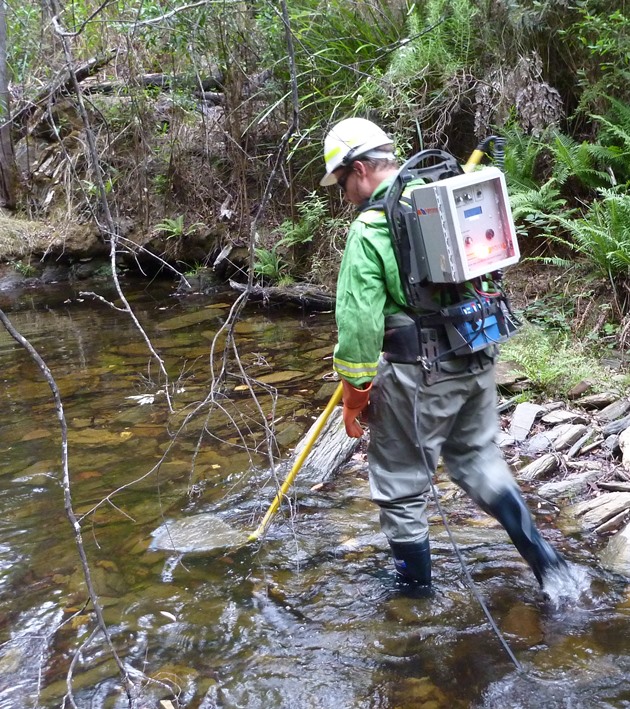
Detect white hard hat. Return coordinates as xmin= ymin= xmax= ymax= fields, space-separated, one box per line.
xmin=320 ymin=117 xmax=394 ymax=186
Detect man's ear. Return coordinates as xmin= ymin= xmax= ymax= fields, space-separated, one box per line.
xmin=352 ymin=160 xmax=368 ymax=178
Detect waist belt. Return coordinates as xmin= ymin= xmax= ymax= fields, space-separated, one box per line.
xmin=383 ymin=294 xmax=515 ymax=367
xmin=383 ymin=321 xmax=456 ymax=366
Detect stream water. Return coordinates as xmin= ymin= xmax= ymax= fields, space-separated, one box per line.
xmin=0 ymin=278 xmax=628 ymax=708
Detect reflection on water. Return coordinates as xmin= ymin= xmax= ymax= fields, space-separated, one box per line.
xmin=0 ymin=279 xmax=628 ymax=708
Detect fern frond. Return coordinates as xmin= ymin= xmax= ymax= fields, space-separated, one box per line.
xmin=509 ymin=180 xmax=566 ymax=218
xmin=588 ymin=99 xmax=630 ymax=183
xmin=552 ymin=187 xmax=630 ymax=278
xmin=602 ymin=97 xmax=630 ymax=133
xmin=550 ymin=133 xmax=607 ymax=189
xmin=533 ymin=255 xmax=575 ymax=268
xmin=502 ymin=125 xmax=547 ymax=189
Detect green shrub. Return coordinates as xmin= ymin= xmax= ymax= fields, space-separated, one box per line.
xmin=501 ymin=323 xmax=617 ymax=398
xmin=155 ymin=215 xmax=203 ymax=239
xmin=278 ymin=191 xmax=328 ymax=248
xmin=509 ymin=179 xmax=569 ymax=241
xmin=569 ymin=6 xmax=630 ymax=112
xmin=548 ymin=132 xmax=611 ymax=192
xmin=254 ymin=245 xmax=288 ymax=283
xmin=587 ymin=97 xmax=630 ymax=186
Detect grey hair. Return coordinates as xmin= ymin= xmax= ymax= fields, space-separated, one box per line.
xmin=361 ymin=155 xmax=399 ymax=171
xmin=358 ymin=145 xmax=398 ymax=171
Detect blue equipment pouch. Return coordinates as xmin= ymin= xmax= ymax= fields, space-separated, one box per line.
xmin=439 ymin=296 xmax=519 ymax=355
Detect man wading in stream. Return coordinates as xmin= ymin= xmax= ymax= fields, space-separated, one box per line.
xmin=321 ymin=117 xmax=569 ymax=593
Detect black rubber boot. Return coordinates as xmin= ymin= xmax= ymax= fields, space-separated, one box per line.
xmin=486 ymin=488 xmax=568 ymax=586
xmin=390 ymin=538 xmax=432 ymax=591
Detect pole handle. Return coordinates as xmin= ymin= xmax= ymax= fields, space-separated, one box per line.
xmin=248 ymin=381 xmax=344 ymax=542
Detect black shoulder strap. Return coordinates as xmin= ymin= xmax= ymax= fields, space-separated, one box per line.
xmin=360 ymin=149 xmax=462 ymax=216
xmin=355 ymin=150 xmax=465 ymax=312
xmin=358 ymin=197 xmax=386 ymax=213
xmin=381 ymin=149 xmax=463 ymax=308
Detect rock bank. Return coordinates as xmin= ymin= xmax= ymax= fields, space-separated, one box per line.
xmin=496 ymin=378 xmax=630 ymax=579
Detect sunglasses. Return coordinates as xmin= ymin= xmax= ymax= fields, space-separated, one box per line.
xmin=337 ymin=166 xmax=354 ymax=192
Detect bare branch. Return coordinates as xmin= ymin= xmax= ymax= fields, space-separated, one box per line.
xmin=49 ymin=0 xmax=175 ymax=411
xmin=65 ymin=626 xmax=100 ymax=708
xmin=51 ymin=0 xmax=119 ymax=37
xmin=247 ymin=0 xmax=300 ymax=288
xmin=133 ymin=0 xmax=233 ymax=27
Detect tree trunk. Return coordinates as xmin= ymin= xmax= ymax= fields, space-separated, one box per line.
xmin=0 ymin=0 xmax=17 ymax=209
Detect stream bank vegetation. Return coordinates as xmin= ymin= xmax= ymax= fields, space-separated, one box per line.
xmin=2 ymin=0 xmax=630 ymax=705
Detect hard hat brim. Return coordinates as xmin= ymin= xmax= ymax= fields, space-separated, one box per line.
xmin=320 ymin=171 xmax=339 ymax=187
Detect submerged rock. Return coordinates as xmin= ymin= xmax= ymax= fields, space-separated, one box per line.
xmin=150 ymin=513 xmax=250 ymax=554
xmin=538 ymin=469 xmax=601 ymax=499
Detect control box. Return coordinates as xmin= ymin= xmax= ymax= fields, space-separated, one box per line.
xmin=407 ymin=167 xmax=520 ymax=283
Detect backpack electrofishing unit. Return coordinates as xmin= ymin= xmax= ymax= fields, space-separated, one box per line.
xmin=364 ymin=138 xmax=521 ymax=362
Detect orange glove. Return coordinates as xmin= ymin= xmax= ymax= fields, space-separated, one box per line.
xmin=341 ymin=379 xmax=372 ymax=438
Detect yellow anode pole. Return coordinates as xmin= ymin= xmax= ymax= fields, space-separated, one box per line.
xmin=462 ymin=148 xmax=485 ymax=173
xmin=247 ymin=381 xmax=344 ymax=542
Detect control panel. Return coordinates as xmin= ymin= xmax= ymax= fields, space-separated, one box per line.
xmin=409 ymin=167 xmax=520 ymax=283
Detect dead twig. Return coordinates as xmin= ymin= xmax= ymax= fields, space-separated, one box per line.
xmin=51 ymin=0 xmax=175 ymax=413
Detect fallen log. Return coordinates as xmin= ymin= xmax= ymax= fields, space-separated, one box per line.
xmin=293 ymin=405 xmax=360 ymax=485
xmin=83 ymin=72 xmax=224 ymax=95
xmin=229 ymin=280 xmax=335 ymax=312
xmin=13 ymin=52 xmax=116 ymax=133
xmin=81 ymin=68 xmax=271 ymax=103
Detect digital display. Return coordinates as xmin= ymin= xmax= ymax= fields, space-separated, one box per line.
xmin=464 ymin=206 xmax=482 ymax=219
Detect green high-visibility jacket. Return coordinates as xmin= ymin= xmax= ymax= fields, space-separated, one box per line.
xmin=333 ymin=177 xmax=410 ymax=387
